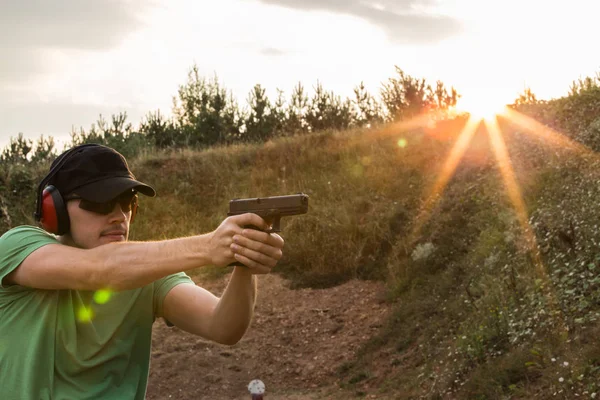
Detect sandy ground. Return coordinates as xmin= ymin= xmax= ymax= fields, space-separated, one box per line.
xmin=146 ymin=273 xmax=392 ymax=399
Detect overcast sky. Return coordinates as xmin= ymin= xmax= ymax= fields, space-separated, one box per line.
xmin=1 ymin=0 xmax=598 ymax=150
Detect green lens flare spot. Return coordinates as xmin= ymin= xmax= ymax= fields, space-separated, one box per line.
xmin=94 ymin=289 xmax=113 ymax=304
xmin=397 ymin=138 xmax=408 ymax=148
xmin=77 ymin=306 xmax=94 ymax=323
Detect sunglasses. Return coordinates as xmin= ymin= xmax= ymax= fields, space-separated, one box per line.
xmin=66 ymin=191 xmax=138 ymax=215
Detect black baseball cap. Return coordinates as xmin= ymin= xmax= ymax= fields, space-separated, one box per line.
xmin=50 ymin=144 xmax=156 ymax=202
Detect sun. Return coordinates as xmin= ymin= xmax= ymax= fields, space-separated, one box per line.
xmin=456 ymin=96 xmax=509 ymax=122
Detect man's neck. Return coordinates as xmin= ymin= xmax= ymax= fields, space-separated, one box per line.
xmin=58 ymin=235 xmax=79 ymax=248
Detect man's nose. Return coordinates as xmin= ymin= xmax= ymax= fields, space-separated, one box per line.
xmin=108 ymin=202 xmax=128 ymax=222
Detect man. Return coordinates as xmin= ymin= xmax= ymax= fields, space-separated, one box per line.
xmin=0 ymin=144 xmax=284 ymax=399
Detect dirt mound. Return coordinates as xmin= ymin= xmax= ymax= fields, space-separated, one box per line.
xmin=147 ymin=273 xmax=391 ymax=399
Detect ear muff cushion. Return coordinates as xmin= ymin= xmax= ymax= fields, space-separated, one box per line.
xmin=41 ymin=185 xmax=70 ymax=235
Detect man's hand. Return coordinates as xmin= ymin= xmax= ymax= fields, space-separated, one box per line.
xmin=208 ymin=213 xmax=284 ymax=274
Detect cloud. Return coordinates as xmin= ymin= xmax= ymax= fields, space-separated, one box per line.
xmin=260 ymin=47 xmax=286 ymax=56
xmin=0 ymin=0 xmax=150 ymax=84
xmin=0 ymin=48 xmax=47 ymax=84
xmin=0 ymin=99 xmax=148 ymax=149
xmin=258 ymin=0 xmax=461 ymax=44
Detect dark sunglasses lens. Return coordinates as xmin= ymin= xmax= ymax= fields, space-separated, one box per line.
xmin=79 ymin=200 xmax=115 ymax=214
xmin=79 ymin=194 xmax=137 ymax=215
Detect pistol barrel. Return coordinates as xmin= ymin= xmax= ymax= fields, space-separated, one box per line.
xmin=227 ymin=193 xmax=309 ymax=216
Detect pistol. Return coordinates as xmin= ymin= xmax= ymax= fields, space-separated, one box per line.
xmin=227 ymin=193 xmax=309 ymax=233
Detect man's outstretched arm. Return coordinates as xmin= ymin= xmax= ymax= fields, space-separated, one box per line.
xmin=4 ymin=213 xmax=281 ymax=292
xmin=161 ymin=228 xmax=284 ymax=345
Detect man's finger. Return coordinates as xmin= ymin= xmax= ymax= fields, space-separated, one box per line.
xmin=269 ymin=233 xmax=284 ymax=248
xmin=232 ymin=253 xmax=272 ymax=274
xmin=241 ymin=228 xmax=270 ymax=243
xmin=241 ymin=229 xmax=284 ymax=248
xmin=230 ymin=213 xmax=270 ymax=231
xmin=231 ymin=240 xmax=280 ymax=266
xmin=233 ymin=233 xmax=283 ymax=259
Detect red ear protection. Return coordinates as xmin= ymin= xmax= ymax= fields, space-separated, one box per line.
xmin=34 ymin=144 xmax=100 ymax=234
xmin=40 ymin=185 xmax=70 ymax=235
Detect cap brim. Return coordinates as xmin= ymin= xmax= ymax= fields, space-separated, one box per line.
xmin=75 ymin=177 xmax=156 ymax=202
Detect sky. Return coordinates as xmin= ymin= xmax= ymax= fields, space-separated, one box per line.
xmin=1 ymin=0 xmax=598 ymax=150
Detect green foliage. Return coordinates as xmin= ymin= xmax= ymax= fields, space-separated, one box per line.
xmin=353 ymin=81 xmax=384 ymax=128
xmin=284 ymin=82 xmax=310 ymax=134
xmin=431 ymin=80 xmax=460 ymax=110
xmin=380 ymin=66 xmax=459 ymax=121
xmin=569 ymin=72 xmax=600 ymax=96
xmin=551 ymin=86 xmax=600 ymax=149
xmin=0 ymin=134 xmax=56 ymax=231
xmin=270 ymin=89 xmax=287 ymax=135
xmin=3 ymin=63 xmax=456 ymax=159
xmin=526 ymin=155 xmax=600 ymax=329
xmin=512 ymin=86 xmax=539 ymax=106
xmin=139 ymin=110 xmax=179 ymax=149
xmin=68 ymin=112 xmax=151 ymax=159
xmin=30 ymin=135 xmax=56 ymax=163
xmin=0 ymin=161 xmax=43 ymax=232
xmin=514 ymin=73 xmax=600 ymax=151
xmin=172 ymin=65 xmax=244 ymax=147
xmin=0 ymin=193 xmax=11 ymax=232
xmin=1 ymin=133 xmax=34 ymax=164
xmin=460 ymin=348 xmax=540 ymax=398
xmin=305 ymin=81 xmax=354 ymax=132
xmin=244 ymin=84 xmax=279 ymax=142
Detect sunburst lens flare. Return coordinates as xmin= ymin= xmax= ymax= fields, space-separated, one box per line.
xmin=485 ymin=119 xmax=539 ymax=255
xmin=458 ymin=97 xmax=509 ymax=122
xmin=409 ymin=117 xmax=481 ymax=243
xmin=503 ymin=107 xmax=594 ymax=157
xmin=484 ymin=118 xmax=566 ymax=327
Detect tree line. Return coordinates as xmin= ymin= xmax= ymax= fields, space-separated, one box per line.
xmin=1 ymin=65 xmax=459 ymax=163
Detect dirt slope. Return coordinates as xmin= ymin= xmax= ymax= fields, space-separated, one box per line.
xmin=147 ymin=273 xmax=391 ymax=399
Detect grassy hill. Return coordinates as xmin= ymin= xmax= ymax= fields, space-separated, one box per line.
xmin=2 ymin=91 xmax=600 ymax=398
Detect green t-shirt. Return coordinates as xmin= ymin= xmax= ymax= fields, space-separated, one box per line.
xmin=0 ymin=226 xmax=194 ymax=400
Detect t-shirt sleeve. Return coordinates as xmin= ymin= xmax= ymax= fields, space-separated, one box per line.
xmin=0 ymin=225 xmax=60 ymax=288
xmin=152 ymin=271 xmax=194 ymax=318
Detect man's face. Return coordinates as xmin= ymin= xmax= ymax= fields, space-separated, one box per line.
xmin=64 ymin=195 xmax=134 ymax=249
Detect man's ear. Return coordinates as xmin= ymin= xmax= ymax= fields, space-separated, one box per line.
xmin=130 ymin=202 xmax=138 ymax=223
